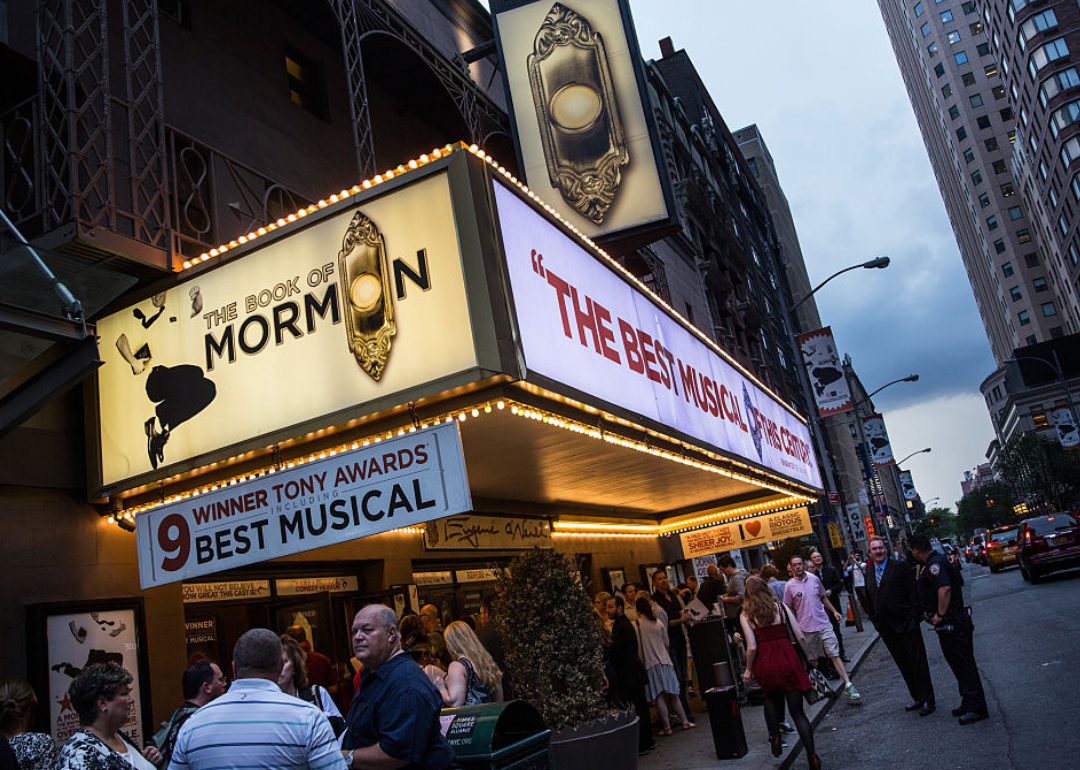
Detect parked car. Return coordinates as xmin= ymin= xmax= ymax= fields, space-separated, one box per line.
xmin=986 ymin=526 xmax=1020 ymax=573
xmin=1017 ymin=514 xmax=1080 ymax=584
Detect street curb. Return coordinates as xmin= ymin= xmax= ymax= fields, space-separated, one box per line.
xmin=776 ymin=630 xmax=881 ymax=770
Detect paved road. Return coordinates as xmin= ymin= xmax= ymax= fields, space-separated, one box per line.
xmin=811 ymin=560 xmax=1080 ymax=770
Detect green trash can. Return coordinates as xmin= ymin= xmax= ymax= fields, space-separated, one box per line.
xmin=441 ymin=700 xmax=552 ymax=770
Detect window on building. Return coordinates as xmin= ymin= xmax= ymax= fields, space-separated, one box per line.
xmin=1040 ymin=160 xmax=1048 ymax=179
xmin=935 ymin=62 xmax=946 ymax=77
xmin=1033 ymin=277 xmax=1048 ymax=292
xmin=1019 ymin=309 xmax=1031 ymax=325
xmin=955 ymin=50 xmax=967 ymax=64
xmin=979 ymin=191 xmax=991 ymax=206
xmin=959 ymin=127 xmax=970 ymax=141
xmin=915 ymin=1 xmax=925 ymax=17
xmin=1026 ymin=334 xmax=1037 ymax=344
xmin=984 ymin=138 xmax=999 ymax=154
xmin=1020 ymin=105 xmax=1029 ymax=126
xmin=1029 ymin=39 xmax=1070 ymax=79
xmin=964 ymin=147 xmax=976 ymax=163
xmin=960 ymin=73 xmax=976 ymax=88
xmin=970 ymin=21 xmax=984 ymax=37
xmin=985 ymin=63 xmax=999 ymax=78
xmin=948 ymin=30 xmax=962 ymax=45
xmin=1025 ymin=252 xmax=1039 ymax=267
xmin=977 ymin=41 xmax=991 ymax=56
xmin=1049 ymin=186 xmax=1058 ymax=207
xmin=1008 ymin=128 xmax=1016 ymax=143
xmin=1010 ymin=286 xmax=1022 ymax=301
xmin=1039 ymin=67 xmax=1080 ymax=108
xmin=1060 ymin=215 xmax=1069 ymax=235
xmin=1042 ymin=301 xmax=1057 ymax=316
xmin=1000 ymin=106 xmax=1014 ymax=121
xmin=1017 ymin=229 xmax=1031 ymax=243
xmin=1033 ymin=411 xmax=1049 ymax=426
xmin=941 ymin=10 xmax=954 ymax=23
xmin=1049 ymin=100 xmax=1080 ymax=139
xmin=943 ymin=83 xmax=954 ymax=98
xmin=978 ymin=115 xmax=992 ymax=129
xmin=992 ymin=159 xmax=1008 ymax=174
xmin=1009 ymin=205 xmax=1023 ymax=219
xmin=971 ymin=167 xmax=981 ymax=183
xmin=992 ymin=85 xmax=1006 ymax=99
xmin=1070 ymin=244 xmax=1079 ymax=264
xmin=987 ymin=215 xmax=999 ymax=230
xmin=922 ymin=22 xmax=932 ymax=37
xmin=1002 ymin=261 xmax=1015 ymax=277
xmin=970 ymin=93 xmax=984 ymax=107
xmin=1000 ymin=183 xmax=1015 ymax=199
xmin=995 ymin=238 xmax=1007 ymax=253
xmin=1017 ymin=9 xmax=1058 ymax=53
xmin=950 ymin=105 xmax=962 ymax=119
xmin=1061 ymin=136 xmax=1080 ymax=169
xmin=1051 ymin=326 xmax=1064 ymax=339
xmin=962 ymin=0 xmax=976 ymax=14
xmin=1030 ymin=132 xmax=1039 ymax=153
xmin=285 ymin=48 xmax=325 ymax=119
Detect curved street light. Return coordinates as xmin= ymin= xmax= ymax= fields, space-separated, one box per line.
xmin=790 ymin=256 xmax=890 ymax=313
xmin=897 ymin=447 xmax=932 ymax=466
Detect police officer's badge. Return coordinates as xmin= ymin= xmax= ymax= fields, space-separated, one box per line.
xmin=929 ymin=564 xmax=940 ymax=575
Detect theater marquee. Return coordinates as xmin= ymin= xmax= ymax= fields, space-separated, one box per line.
xmin=96 ymin=173 xmax=477 ymax=487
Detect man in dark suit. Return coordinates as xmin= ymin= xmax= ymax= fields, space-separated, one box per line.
xmin=607 ymin=595 xmax=655 ymax=756
xmin=863 ymin=535 xmax=936 ymax=715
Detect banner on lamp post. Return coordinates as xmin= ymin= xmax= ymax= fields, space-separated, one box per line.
xmin=862 ymin=413 xmax=895 ymax=467
xmin=1050 ymin=405 xmax=1079 ymax=450
xmin=898 ymin=470 xmax=919 ymax=501
xmin=797 ymin=327 xmax=854 ymax=418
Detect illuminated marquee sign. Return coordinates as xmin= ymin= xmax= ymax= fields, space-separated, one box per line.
xmin=491 ymin=0 xmax=675 ymax=241
xmin=495 ymin=180 xmax=822 ymax=489
xmin=136 ymin=423 xmax=470 ymax=588
xmin=679 ymin=507 xmax=813 ymax=559
xmin=96 ymin=173 xmax=477 ymax=487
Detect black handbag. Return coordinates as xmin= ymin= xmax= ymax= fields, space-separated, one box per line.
xmin=779 ymin=603 xmax=830 ymax=705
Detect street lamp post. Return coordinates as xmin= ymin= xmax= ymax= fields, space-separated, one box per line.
xmin=781 ymin=256 xmax=890 ymax=563
xmin=892 ymin=447 xmax=931 ymax=533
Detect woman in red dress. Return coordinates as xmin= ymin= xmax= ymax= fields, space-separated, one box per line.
xmin=740 ymin=576 xmax=821 ymax=770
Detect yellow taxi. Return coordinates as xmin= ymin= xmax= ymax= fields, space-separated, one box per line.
xmin=987 ymin=525 xmax=1020 ymax=573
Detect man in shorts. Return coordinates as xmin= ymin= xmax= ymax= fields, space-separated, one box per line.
xmin=783 ymin=555 xmax=862 ymax=701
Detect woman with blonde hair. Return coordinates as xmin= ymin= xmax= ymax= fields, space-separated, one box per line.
xmin=278 ymin=634 xmax=344 ymax=738
xmin=430 ymin=620 xmax=503 ymax=706
xmin=1 ymin=679 xmax=57 ymax=770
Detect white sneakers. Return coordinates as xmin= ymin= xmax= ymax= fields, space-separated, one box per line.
xmin=844 ymin=682 xmax=862 ymax=701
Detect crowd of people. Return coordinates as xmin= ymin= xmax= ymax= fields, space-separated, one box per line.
xmin=1 ymin=541 xmax=981 ymax=770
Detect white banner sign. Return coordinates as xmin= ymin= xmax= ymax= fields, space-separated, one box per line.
xmin=456 ymin=567 xmax=506 ymax=584
xmin=1051 ymin=405 xmax=1079 ymax=450
xmin=679 ymin=507 xmax=813 ymax=558
xmin=276 ymin=576 xmax=359 ymax=596
xmin=136 ymin=423 xmax=471 ymax=588
xmin=182 ymin=580 xmax=271 ymax=603
xmin=845 ymin=502 xmax=867 ymax=541
xmin=424 ymin=514 xmax=553 ymax=550
xmin=413 ymin=571 xmax=454 ymax=586
xmin=862 ymin=413 xmax=895 ymax=467
xmin=797 ymin=327 xmax=853 ymax=418
xmin=98 ymin=173 xmax=477 ymax=487
xmin=898 ymin=470 xmax=919 ymax=501
xmin=495 ymin=181 xmax=821 ymax=488
xmin=691 ymin=554 xmax=717 ymax=580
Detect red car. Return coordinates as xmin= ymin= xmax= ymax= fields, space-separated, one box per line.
xmin=1017 ymin=514 xmax=1080 ymax=584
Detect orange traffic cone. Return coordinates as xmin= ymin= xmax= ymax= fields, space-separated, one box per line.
xmin=845 ymin=603 xmax=856 ymax=627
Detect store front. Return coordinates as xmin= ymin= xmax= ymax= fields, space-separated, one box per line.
xmin=16 ymin=144 xmax=821 ymax=736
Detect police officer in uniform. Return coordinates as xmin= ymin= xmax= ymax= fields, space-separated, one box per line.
xmin=908 ymin=533 xmax=988 ymax=725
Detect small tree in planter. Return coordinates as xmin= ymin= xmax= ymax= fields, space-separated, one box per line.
xmin=495 ymin=549 xmax=638 ymax=770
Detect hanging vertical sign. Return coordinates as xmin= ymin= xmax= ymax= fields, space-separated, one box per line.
xmin=489 ymin=0 xmax=676 ymax=242
xmin=862 ymin=413 xmax=895 ymax=467
xmin=1050 ymin=405 xmax=1079 ymax=450
xmin=845 ymin=503 xmax=866 ymax=541
xmin=797 ymin=327 xmax=853 ymax=418
xmin=898 ymin=470 xmax=919 ymax=500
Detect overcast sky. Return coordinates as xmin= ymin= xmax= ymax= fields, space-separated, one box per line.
xmin=479 ymin=1 xmax=997 ymax=510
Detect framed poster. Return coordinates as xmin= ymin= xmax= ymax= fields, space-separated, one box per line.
xmin=26 ymin=599 xmax=152 ymax=746
xmin=601 ymin=567 xmax=626 ymax=594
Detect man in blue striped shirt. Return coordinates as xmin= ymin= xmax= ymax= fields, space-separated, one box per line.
xmin=169 ymin=629 xmax=346 ymax=770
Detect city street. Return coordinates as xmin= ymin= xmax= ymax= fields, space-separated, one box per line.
xmin=813 ymin=561 xmax=1080 ymax=770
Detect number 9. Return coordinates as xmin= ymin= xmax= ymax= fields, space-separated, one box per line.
xmin=158 ymin=514 xmax=191 ymax=572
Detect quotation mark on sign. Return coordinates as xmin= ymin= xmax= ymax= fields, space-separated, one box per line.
xmin=530 ymin=249 xmax=545 ymax=278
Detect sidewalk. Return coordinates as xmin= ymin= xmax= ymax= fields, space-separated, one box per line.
xmin=638 ymin=625 xmax=879 ymax=770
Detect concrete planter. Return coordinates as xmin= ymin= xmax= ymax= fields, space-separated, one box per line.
xmin=550 ymin=708 xmax=638 ymax=770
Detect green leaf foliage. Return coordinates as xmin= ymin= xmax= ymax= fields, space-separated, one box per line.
xmin=495 ymin=549 xmax=608 ymax=730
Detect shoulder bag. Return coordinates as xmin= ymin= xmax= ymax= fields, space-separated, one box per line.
xmin=779 ymin=603 xmax=830 ymax=704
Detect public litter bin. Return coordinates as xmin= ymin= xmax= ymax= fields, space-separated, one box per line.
xmin=704 ymin=686 xmax=748 ymax=760
xmin=440 ymin=700 xmax=553 ymax=770
xmin=689 ymin=618 xmax=742 ymax=696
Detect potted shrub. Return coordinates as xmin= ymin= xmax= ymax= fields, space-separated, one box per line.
xmin=495 ymin=548 xmax=638 ymax=770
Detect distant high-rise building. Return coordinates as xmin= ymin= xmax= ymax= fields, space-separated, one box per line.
xmin=878 ymin=0 xmax=1077 ymax=364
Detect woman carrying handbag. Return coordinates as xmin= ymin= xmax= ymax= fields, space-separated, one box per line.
xmin=740 ymin=577 xmax=822 ymax=770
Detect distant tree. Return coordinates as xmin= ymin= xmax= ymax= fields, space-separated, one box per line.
xmin=957 ymin=481 xmax=1018 ymax=535
xmin=996 ymin=433 xmax=1080 ymax=512
xmin=914 ymin=507 xmax=958 ymax=540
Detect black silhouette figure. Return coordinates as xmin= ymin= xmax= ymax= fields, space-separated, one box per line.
xmin=810 ymin=365 xmax=843 ymax=397
xmin=144 ymin=365 xmax=217 ymax=469
xmin=51 ymin=649 xmax=124 ymax=679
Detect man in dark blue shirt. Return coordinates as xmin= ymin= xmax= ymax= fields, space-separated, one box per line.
xmin=342 ymin=604 xmax=458 ymax=770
